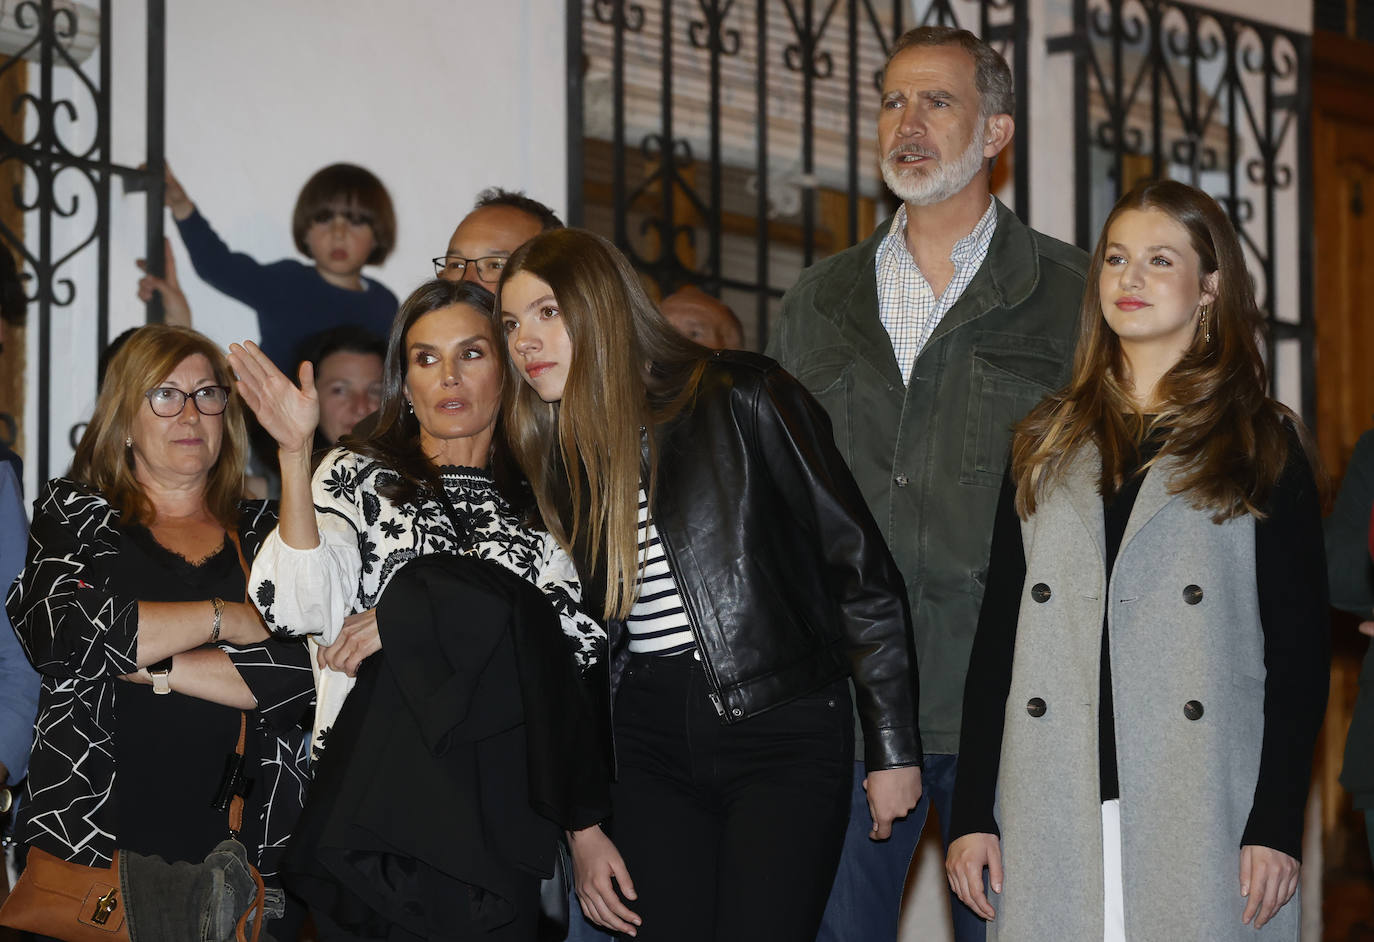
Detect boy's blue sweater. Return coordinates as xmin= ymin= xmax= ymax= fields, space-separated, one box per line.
xmin=177 ymin=209 xmax=398 ymax=370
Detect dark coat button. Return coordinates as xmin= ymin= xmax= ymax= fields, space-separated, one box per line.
xmin=1184 ymin=700 xmax=1204 ymax=721
xmin=1183 ymin=584 xmax=1204 ymax=605
xmin=1026 ymin=697 xmax=1047 ymax=717
xmin=1031 ymin=583 xmax=1051 ymax=603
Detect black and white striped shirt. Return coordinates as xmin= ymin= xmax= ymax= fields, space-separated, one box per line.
xmin=627 ymin=488 xmax=696 ymax=656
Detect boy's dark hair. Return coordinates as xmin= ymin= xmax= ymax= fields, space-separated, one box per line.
xmin=292 ymin=163 xmax=397 ymax=265
xmin=473 ymin=187 xmax=564 ymax=232
xmin=293 ymin=324 xmax=387 ymax=374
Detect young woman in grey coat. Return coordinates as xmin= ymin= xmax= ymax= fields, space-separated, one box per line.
xmin=945 ymin=179 xmax=1329 ymax=942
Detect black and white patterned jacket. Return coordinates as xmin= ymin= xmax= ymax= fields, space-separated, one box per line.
xmin=4 ymin=478 xmax=314 ymax=877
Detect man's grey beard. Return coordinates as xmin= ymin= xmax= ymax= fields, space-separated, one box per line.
xmin=880 ymin=123 xmax=987 ymax=207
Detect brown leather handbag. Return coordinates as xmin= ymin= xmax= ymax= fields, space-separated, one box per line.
xmin=0 ymin=714 xmax=266 ymax=942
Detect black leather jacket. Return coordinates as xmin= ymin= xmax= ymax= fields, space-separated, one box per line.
xmin=587 ymin=351 xmax=922 ymax=771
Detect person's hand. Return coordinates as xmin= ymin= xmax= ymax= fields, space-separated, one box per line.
xmin=164 ymin=163 xmax=194 ymax=221
xmin=1240 ymin=845 xmax=1300 ymax=928
xmin=319 ymin=609 xmax=381 ymax=677
xmin=863 ymin=765 xmax=922 ymax=840
xmin=946 ymin=832 xmax=1002 ymax=921
xmin=137 ymin=237 xmax=191 ymax=326
xmin=567 ymin=824 xmax=641 ymax=936
xmin=1359 ymin=620 xmax=1373 ymax=638
xmin=118 ymin=668 xmax=152 ymax=685
xmin=228 ymin=341 xmax=318 ymax=455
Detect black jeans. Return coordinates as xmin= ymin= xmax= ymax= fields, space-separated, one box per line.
xmin=609 ymin=653 xmax=852 ymax=942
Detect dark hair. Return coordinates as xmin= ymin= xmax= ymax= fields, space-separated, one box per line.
xmin=883 ymin=26 xmax=1014 ymax=120
xmin=97 ymin=327 xmax=141 ymax=391
xmin=345 ymin=279 xmax=530 ymax=513
xmin=292 ymin=163 xmax=397 ymax=265
xmin=0 ymin=248 xmax=25 ymax=326
xmin=294 ymin=325 xmax=387 ymax=456
xmin=473 ymin=187 xmax=564 ymax=233
xmin=293 ymin=325 xmax=387 ymax=374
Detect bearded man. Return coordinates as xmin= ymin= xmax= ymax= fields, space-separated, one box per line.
xmin=767 ymin=26 xmax=1088 ymax=942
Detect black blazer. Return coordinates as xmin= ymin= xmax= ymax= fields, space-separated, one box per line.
xmin=281 ymin=554 xmax=608 ymax=938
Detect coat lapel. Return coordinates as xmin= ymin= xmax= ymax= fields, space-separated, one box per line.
xmin=1060 ymin=447 xmax=1107 ymax=564
xmin=1118 ymin=455 xmax=1187 ymax=558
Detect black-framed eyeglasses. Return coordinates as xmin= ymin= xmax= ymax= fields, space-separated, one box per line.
xmin=431 ymin=254 xmax=508 ymax=283
xmin=144 ymin=386 xmax=231 ymax=417
xmin=311 ymin=207 xmax=373 ymax=228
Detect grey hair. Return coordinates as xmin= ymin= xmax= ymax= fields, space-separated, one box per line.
xmin=882 ymin=26 xmax=1014 ymax=120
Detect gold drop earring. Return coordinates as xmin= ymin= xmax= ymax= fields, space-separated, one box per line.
xmin=1200 ymin=304 xmax=1211 ymax=344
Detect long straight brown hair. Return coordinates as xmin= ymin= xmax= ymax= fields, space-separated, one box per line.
xmin=1012 ymin=179 xmax=1321 ymax=521
xmin=70 ymin=324 xmax=248 ymax=528
xmin=494 ymin=229 xmax=709 ymax=620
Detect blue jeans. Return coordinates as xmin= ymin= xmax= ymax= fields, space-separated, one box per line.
xmin=816 ymin=754 xmax=987 ymax=942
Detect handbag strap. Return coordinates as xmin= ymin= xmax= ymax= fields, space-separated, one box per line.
xmin=233 ymin=846 xmax=267 ymax=942
xmin=223 ymin=527 xmax=252 ymax=840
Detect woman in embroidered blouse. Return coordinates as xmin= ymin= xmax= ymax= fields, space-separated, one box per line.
xmin=5 ymin=324 xmax=315 ymax=938
xmin=233 ymin=278 xmax=604 ymax=939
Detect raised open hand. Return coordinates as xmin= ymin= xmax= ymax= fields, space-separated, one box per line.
xmin=228 ymin=341 xmax=318 ymax=454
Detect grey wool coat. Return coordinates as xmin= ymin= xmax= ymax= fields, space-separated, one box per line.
xmin=989 ymin=448 xmax=1298 ymax=942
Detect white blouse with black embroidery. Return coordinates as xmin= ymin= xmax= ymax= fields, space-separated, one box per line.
xmin=249 ymin=447 xmax=604 ymax=755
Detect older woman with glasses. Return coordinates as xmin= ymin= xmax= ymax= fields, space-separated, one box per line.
xmin=5 ymin=324 xmax=315 ymax=940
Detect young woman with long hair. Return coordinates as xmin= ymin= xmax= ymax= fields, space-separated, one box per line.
xmin=944 ymin=179 xmax=1330 ymax=941
xmin=492 ymin=228 xmax=923 ymax=942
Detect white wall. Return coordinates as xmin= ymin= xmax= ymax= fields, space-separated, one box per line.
xmin=25 ymin=0 xmax=567 ymax=496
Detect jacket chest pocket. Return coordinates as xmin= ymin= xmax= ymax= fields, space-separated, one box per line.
xmin=959 ymin=337 xmax=1066 ymax=487
xmin=792 ymin=353 xmax=854 ymax=464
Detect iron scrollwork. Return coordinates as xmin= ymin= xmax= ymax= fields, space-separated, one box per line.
xmin=0 ymin=0 xmax=167 ymax=483
xmin=570 ymin=0 xmax=1028 ymax=351
xmin=1051 ymin=0 xmax=1312 ymax=420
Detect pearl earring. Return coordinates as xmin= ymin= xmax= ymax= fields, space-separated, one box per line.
xmin=125 ymin=436 xmax=132 ymax=447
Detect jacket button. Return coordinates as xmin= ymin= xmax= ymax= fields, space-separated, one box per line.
xmin=1031 ymin=583 xmax=1051 ymax=603
xmin=1183 ymin=584 xmax=1203 ymax=605
xmin=1026 ymin=697 xmax=1047 ymax=717
xmin=1184 ymin=700 xmax=1204 ymax=721
xmin=894 ymin=473 xmax=909 ymax=487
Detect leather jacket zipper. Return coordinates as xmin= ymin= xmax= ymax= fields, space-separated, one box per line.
xmin=650 ymin=492 xmax=735 ymax=723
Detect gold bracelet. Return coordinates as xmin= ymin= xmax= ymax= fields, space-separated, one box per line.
xmin=210 ymin=597 xmax=225 ymax=643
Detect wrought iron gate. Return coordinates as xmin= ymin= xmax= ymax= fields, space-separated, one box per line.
xmin=1048 ymin=0 xmax=1314 ymax=420
xmin=567 ymin=0 xmax=1029 ymax=350
xmin=0 ymin=0 xmax=166 ymax=484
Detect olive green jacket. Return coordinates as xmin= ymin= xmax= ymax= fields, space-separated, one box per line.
xmin=768 ymin=200 xmax=1088 ymax=753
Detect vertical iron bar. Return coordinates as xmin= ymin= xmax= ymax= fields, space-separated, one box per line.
xmin=658 ymin=0 xmax=674 ymax=293
xmin=145 ymin=0 xmax=165 ymax=324
xmin=37 ymin=0 xmax=53 ymax=484
xmin=801 ymin=0 xmax=816 ymax=267
xmin=96 ymin=0 xmax=110 ymax=351
xmin=1149 ymin=4 xmax=1162 ymax=179
xmin=755 ymin=0 xmax=770 ymax=349
xmin=612 ymin=1 xmax=628 ymax=249
xmin=1295 ymin=31 xmax=1314 ymax=427
xmin=846 ymin=0 xmax=858 ymax=247
xmin=1262 ymin=28 xmax=1277 ymax=384
xmin=567 ymin=0 xmax=586 ymax=227
xmin=707 ymin=0 xmax=723 ymax=291
xmin=1013 ymin=0 xmax=1029 ymax=221
xmin=1073 ymin=0 xmax=1090 ymax=247
xmin=1111 ymin=0 xmax=1123 ymax=197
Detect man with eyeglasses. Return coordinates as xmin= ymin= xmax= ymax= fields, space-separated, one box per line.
xmin=434 ymin=188 xmax=562 ymax=287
